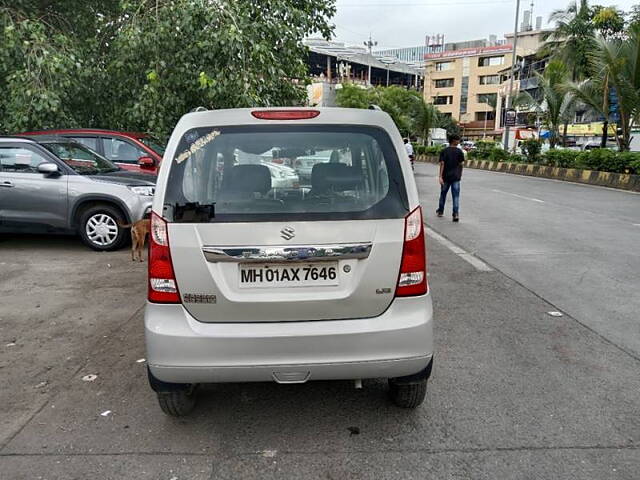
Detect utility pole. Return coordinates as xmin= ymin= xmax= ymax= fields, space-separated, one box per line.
xmin=364 ymin=33 xmax=377 ymax=86
xmin=503 ymin=0 xmax=521 ymax=152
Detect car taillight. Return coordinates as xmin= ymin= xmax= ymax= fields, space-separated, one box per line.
xmin=396 ymin=206 xmax=428 ymax=297
xmin=251 ymin=110 xmax=320 ymax=120
xmin=148 ymin=212 xmax=180 ymax=303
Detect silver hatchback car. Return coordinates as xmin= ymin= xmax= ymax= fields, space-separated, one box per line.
xmin=145 ymin=107 xmax=433 ymax=416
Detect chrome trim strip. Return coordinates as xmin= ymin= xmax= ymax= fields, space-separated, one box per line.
xmin=202 ymin=243 xmax=373 ymax=263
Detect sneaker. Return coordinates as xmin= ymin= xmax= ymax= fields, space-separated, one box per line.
xmin=452 ymin=214 xmax=459 ymax=222
xmin=436 ymin=209 xmax=443 ymax=218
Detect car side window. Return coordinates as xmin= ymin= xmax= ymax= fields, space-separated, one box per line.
xmin=70 ymin=137 xmax=98 ymax=151
xmin=102 ymin=137 xmax=146 ymax=164
xmin=0 ymin=147 xmax=49 ymax=173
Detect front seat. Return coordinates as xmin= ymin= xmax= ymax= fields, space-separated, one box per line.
xmin=310 ymin=163 xmax=362 ymax=195
xmin=220 ymin=164 xmax=272 ymax=200
xmin=116 ymin=142 xmax=139 ymax=161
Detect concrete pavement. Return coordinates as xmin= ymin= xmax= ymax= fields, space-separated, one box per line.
xmin=1 ymin=173 xmax=639 ymax=478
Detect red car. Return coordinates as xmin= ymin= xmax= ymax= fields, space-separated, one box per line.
xmin=19 ymin=129 xmax=164 ymax=174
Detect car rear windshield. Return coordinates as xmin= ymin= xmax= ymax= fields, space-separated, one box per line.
xmin=163 ymin=125 xmax=408 ymax=223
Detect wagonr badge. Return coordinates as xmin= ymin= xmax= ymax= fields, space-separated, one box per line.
xmin=280 ymin=226 xmax=296 ymax=241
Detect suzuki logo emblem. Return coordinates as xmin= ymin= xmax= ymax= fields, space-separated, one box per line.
xmin=280 ymin=226 xmax=295 ymax=241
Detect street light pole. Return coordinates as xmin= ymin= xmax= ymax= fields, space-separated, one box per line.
xmin=503 ymin=0 xmax=521 ymax=152
xmin=364 ymin=33 xmax=377 ymax=86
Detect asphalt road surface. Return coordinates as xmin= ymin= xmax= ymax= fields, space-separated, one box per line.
xmin=1 ymin=168 xmax=639 ymax=479
xmin=416 ymin=162 xmax=640 ymax=360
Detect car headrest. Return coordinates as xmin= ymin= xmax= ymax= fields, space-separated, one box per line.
xmin=311 ymin=163 xmax=362 ymax=193
xmin=223 ymin=164 xmax=271 ymax=195
xmin=116 ymin=142 xmax=138 ymax=159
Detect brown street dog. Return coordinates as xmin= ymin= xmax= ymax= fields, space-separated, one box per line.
xmin=118 ymin=218 xmax=150 ymax=262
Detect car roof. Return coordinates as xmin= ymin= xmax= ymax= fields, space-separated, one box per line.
xmin=18 ymin=128 xmax=149 ymax=138
xmin=0 ymin=136 xmax=37 ymax=143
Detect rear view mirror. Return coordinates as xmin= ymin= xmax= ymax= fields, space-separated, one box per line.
xmin=37 ymin=163 xmax=59 ymax=175
xmin=138 ymin=156 xmax=155 ymax=169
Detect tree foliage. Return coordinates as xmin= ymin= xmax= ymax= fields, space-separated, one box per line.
xmin=514 ymin=60 xmax=576 ymax=148
xmin=541 ymin=0 xmax=597 ymax=81
xmin=336 ymin=83 xmax=444 ymax=143
xmin=0 ymin=0 xmax=336 ymax=137
xmin=587 ymin=24 xmax=640 ymax=151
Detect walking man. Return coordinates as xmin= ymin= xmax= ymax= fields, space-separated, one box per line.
xmin=404 ymin=138 xmax=415 ymax=170
xmin=436 ymin=134 xmax=464 ymax=222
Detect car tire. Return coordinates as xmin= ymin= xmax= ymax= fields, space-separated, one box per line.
xmin=157 ymin=390 xmax=197 ymax=417
xmin=78 ymin=204 xmax=128 ymax=251
xmin=388 ymin=378 xmax=427 ymax=408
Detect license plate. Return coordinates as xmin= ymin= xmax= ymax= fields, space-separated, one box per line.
xmin=239 ymin=263 xmax=339 ymax=288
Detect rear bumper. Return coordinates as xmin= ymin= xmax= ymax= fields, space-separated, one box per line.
xmin=145 ymin=295 xmax=433 ymax=384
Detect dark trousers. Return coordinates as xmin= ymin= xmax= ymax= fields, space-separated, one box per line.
xmin=438 ymin=181 xmax=461 ymax=215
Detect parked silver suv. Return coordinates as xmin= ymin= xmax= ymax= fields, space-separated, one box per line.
xmin=145 ymin=108 xmax=433 ymax=416
xmin=0 ymin=136 xmax=155 ymax=250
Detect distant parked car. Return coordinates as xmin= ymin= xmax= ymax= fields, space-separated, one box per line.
xmin=18 ymin=129 xmax=165 ymax=174
xmin=0 ymin=136 xmax=155 ymax=250
xmin=582 ymin=141 xmax=617 ymax=151
xmin=292 ymin=150 xmax=333 ymax=181
xmin=461 ymin=141 xmax=476 ymax=152
xmin=261 ymin=162 xmax=300 ymax=189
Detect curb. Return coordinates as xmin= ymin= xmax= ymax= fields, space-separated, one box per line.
xmin=417 ymin=155 xmax=640 ymax=192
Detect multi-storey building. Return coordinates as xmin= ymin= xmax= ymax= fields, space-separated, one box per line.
xmin=423 ymin=29 xmax=549 ymax=139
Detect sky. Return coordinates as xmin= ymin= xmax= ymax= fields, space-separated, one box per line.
xmin=331 ymin=0 xmax=639 ymax=49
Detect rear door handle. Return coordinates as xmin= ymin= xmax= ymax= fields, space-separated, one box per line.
xmin=0 ymin=181 xmax=14 ymax=188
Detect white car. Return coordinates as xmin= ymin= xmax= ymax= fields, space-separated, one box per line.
xmin=261 ymin=162 xmax=300 ymax=189
xmin=145 ymin=108 xmax=434 ymax=416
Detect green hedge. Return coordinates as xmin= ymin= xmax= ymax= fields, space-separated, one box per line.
xmin=538 ymin=149 xmax=640 ymax=173
xmin=414 ymin=144 xmax=444 ymax=156
xmin=542 ymin=150 xmax=581 ymax=168
xmin=466 ymin=148 xmax=640 ymax=174
xmin=468 ymin=141 xmax=510 ymax=162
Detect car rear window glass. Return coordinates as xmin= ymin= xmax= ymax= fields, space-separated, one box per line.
xmin=162 ymin=125 xmax=408 ymax=223
xmin=70 ymin=137 xmax=98 ymax=151
xmin=43 ymin=142 xmax=119 ymax=174
xmin=0 ymin=147 xmax=48 ymax=173
xmin=102 ymin=137 xmax=146 ymax=163
xmin=138 ymin=137 xmax=166 ymax=155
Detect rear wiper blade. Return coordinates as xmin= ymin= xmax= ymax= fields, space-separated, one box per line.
xmin=173 ymin=202 xmax=216 ymax=222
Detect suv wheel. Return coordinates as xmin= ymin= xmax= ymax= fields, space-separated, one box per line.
xmin=157 ymin=390 xmax=197 ymax=417
xmin=78 ymin=205 xmax=128 ymax=251
xmin=388 ymin=378 xmax=428 ymax=408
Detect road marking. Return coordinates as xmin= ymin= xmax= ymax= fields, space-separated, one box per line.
xmin=492 ymin=189 xmax=545 ymax=203
xmin=425 ymin=226 xmax=493 ymax=272
xmin=633 ymin=224 xmax=640 ymax=227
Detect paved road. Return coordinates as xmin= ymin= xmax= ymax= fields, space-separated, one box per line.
xmin=416 ymin=163 xmax=640 ymax=359
xmin=1 ymin=168 xmax=639 ymax=478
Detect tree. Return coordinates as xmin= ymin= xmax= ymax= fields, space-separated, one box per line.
xmin=413 ymin=100 xmax=441 ymax=145
xmin=0 ymin=1 xmax=121 ymax=132
xmin=479 ymin=94 xmax=497 ymax=139
xmin=587 ymin=24 xmax=640 ymax=151
xmin=0 ymin=0 xmax=337 ymax=137
xmin=102 ymin=0 xmax=336 ymax=138
xmin=540 ymin=0 xmax=597 ymax=81
xmin=592 ymin=6 xmax=626 ymax=39
xmin=514 ymin=60 xmax=576 ymax=149
xmin=335 ymin=83 xmax=371 ymax=109
xmin=566 ymin=78 xmax=610 ymax=147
